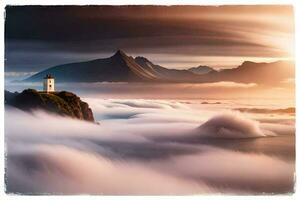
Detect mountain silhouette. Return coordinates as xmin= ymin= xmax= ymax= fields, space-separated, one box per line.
xmin=134 ymin=56 xmax=199 ymax=81
xmin=26 ymin=50 xmax=161 ymax=82
xmin=188 ymin=65 xmax=216 ymax=75
xmin=25 ymin=50 xmax=294 ymax=85
xmin=199 ymin=60 xmax=294 ymax=85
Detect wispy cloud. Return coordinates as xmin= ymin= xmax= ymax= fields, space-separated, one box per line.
xmin=5 ymin=71 xmax=36 ymax=77
xmin=198 ymin=82 xmax=257 ymax=89
xmin=5 ymin=5 xmax=294 ymax=71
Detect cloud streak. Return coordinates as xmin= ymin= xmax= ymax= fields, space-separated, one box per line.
xmin=5 ymin=5 xmax=294 ymax=72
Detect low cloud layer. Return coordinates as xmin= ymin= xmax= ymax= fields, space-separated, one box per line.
xmin=195 ymin=113 xmax=275 ymax=139
xmin=7 ymin=145 xmax=215 ymax=195
xmin=5 ymin=98 xmax=295 ymax=194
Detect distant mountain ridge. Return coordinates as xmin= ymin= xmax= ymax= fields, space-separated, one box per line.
xmin=135 ymin=56 xmax=199 ymax=81
xmin=188 ymin=65 xmax=217 ymax=75
xmin=200 ymin=60 xmax=294 ymax=85
xmin=25 ymin=50 xmax=294 ymax=85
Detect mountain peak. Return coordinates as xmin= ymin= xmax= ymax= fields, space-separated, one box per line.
xmin=241 ymin=61 xmax=256 ymax=66
xmin=135 ymin=56 xmax=151 ymax=63
xmin=113 ymin=49 xmax=128 ymax=58
xmin=188 ymin=65 xmax=216 ymax=75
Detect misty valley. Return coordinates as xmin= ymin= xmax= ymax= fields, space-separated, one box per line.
xmin=4 ymin=83 xmax=295 ymax=194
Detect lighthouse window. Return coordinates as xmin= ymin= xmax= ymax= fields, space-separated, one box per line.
xmin=49 ymin=85 xmax=52 ymax=88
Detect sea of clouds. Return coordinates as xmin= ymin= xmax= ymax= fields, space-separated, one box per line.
xmin=5 ymin=98 xmax=295 ymax=195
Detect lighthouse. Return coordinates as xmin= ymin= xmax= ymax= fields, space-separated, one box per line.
xmin=43 ymin=74 xmax=55 ymax=92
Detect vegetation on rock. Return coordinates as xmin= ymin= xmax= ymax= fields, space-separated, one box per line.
xmin=5 ymin=89 xmax=95 ymax=122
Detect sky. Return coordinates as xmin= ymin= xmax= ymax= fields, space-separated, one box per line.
xmin=5 ymin=5 xmax=294 ymax=77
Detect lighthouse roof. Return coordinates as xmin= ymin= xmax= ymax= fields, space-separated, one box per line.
xmin=44 ymin=74 xmax=54 ymax=79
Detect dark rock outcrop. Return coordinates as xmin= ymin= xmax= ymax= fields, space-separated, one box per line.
xmin=5 ymin=89 xmax=95 ymax=122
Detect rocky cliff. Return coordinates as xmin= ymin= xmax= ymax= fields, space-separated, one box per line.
xmin=5 ymin=89 xmax=95 ymax=122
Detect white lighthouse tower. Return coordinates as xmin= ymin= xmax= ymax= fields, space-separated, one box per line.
xmin=43 ymin=74 xmax=55 ymax=93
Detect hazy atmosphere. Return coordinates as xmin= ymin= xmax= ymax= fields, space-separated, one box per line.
xmin=4 ymin=5 xmax=295 ymax=196
xmin=5 ymin=5 xmax=294 ymax=78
